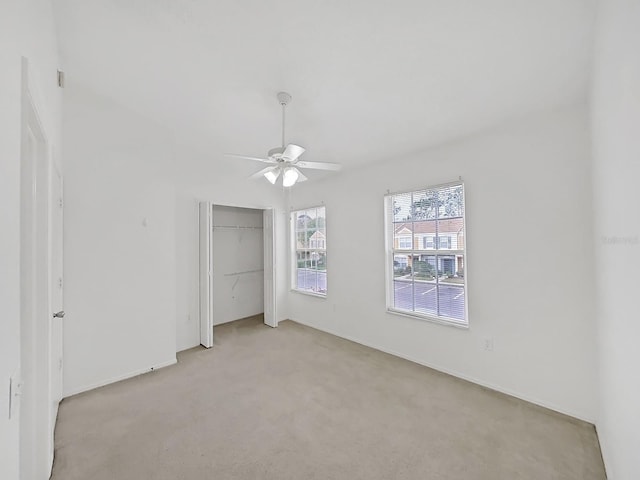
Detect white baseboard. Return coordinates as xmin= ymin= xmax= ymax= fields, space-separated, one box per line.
xmin=177 ymin=341 xmax=201 ymax=353
xmin=63 ymin=357 xmax=177 ymax=398
xmin=288 ymin=318 xmax=595 ymax=425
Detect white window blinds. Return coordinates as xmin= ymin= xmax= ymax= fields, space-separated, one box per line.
xmin=292 ymin=206 xmax=327 ymax=296
xmin=385 ymin=183 xmax=467 ymax=325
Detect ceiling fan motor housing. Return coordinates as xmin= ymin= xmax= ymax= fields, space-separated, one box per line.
xmin=268 ymin=146 xmax=287 ymax=160
xmin=277 ymin=91 xmax=291 ymax=105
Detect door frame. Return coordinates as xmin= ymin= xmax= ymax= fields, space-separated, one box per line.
xmin=48 ymin=153 xmax=64 ymax=455
xmin=20 ymin=57 xmax=58 ymax=479
xmin=198 ymin=202 xmax=214 ymax=348
xmin=262 ymin=208 xmax=278 ymax=328
xmin=198 ymin=201 xmax=278 ymax=347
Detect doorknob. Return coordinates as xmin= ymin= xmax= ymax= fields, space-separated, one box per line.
xmin=53 ymin=311 xmax=65 ymax=318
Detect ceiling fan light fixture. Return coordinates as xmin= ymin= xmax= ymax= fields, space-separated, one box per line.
xmin=264 ymin=168 xmax=280 ymax=184
xmin=282 ymin=167 xmax=299 ymax=187
xmin=228 ymin=91 xmax=343 ymax=187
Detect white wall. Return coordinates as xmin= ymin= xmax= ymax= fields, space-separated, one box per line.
xmin=287 ymin=105 xmax=598 ymax=422
xmin=62 ymin=84 xmax=289 ymax=388
xmin=62 ymin=84 xmax=178 ymax=396
xmin=591 ymin=1 xmax=640 ymax=478
xmin=212 ymin=205 xmax=264 ymax=325
xmin=0 ymin=1 xmax=62 ymax=478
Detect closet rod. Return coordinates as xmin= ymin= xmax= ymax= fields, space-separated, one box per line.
xmin=223 ymin=268 xmax=264 ymax=277
xmin=213 ymin=225 xmax=263 ymax=230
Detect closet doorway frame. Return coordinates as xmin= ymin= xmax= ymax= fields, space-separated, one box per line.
xmin=199 ymin=202 xmax=278 ymax=348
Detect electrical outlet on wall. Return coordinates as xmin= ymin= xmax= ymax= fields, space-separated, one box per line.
xmin=482 ymin=337 xmax=494 ymax=352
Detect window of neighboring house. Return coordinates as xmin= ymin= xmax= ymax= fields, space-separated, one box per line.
xmin=398 ymin=236 xmax=412 ymax=249
xmin=423 ymin=236 xmax=434 ymax=249
xmin=291 ymin=206 xmax=327 ymax=296
xmin=385 ymin=182 xmax=467 ymax=326
xmin=438 ymin=236 xmax=451 ymax=249
xmin=394 ymin=256 xmax=408 ymax=269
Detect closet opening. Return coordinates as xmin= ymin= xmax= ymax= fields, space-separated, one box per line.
xmin=199 ymin=203 xmax=277 ymax=347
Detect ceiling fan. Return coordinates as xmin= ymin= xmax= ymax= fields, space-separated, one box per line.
xmin=224 ymin=92 xmax=342 ymax=187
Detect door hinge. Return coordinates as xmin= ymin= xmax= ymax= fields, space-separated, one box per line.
xmin=59 ymin=197 xmax=63 ymax=208
xmin=57 ymin=70 xmax=65 ymax=88
xmin=58 ymin=277 xmax=63 ymax=289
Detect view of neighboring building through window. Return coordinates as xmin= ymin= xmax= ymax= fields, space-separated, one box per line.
xmin=399 ymin=236 xmax=412 ymax=249
xmin=385 ymin=183 xmax=467 ymax=325
xmin=292 ymin=206 xmax=327 ymax=295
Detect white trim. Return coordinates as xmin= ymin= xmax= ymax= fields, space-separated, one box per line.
xmin=384 ymin=196 xmax=394 ymax=309
xmin=206 ymin=200 xmax=274 ymax=211
xmin=199 ymin=202 xmax=279 ymax=333
xmin=386 ymin=308 xmax=469 ymax=329
xmin=383 ymin=179 xmax=465 ymax=199
xmin=62 ymin=358 xmax=177 ymax=398
xmin=22 ymin=57 xmax=53 ymax=143
xmin=263 ymin=208 xmax=278 ymax=328
xmin=287 ymin=318 xmax=596 ymax=424
xmin=21 ymin=57 xmax=56 ymax=480
xmin=199 ymin=201 xmax=213 ymax=348
xmin=290 ymin=289 xmax=327 ymax=299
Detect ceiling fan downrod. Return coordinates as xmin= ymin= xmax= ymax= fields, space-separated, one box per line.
xmin=277 ymin=92 xmax=291 ymax=149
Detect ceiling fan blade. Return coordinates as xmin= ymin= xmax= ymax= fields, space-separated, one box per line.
xmin=250 ymin=166 xmax=278 ymax=179
xmin=224 ymin=153 xmax=277 ymax=164
xmin=282 ymin=144 xmax=305 ymax=161
xmin=295 ymin=160 xmax=342 ymax=171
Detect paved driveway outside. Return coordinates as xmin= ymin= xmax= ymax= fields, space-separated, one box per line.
xmin=295 ymin=269 xmax=464 ymax=321
xmin=297 ymin=268 xmax=327 ymax=293
xmin=394 ymin=278 xmax=465 ymax=321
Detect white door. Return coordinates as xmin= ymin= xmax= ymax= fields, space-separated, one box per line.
xmin=20 ymin=60 xmax=53 ymax=479
xmin=20 ymin=107 xmax=40 ymax=480
xmin=49 ymin=159 xmax=64 ymax=458
xmin=263 ymin=209 xmax=277 ymax=328
xmin=199 ymin=202 xmax=213 ymax=348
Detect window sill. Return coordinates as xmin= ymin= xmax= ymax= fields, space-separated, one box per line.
xmin=291 ymin=289 xmax=327 ymax=299
xmin=386 ymin=308 xmax=469 ymax=329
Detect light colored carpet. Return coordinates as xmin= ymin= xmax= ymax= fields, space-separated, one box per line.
xmin=51 ymin=317 xmax=606 ymax=480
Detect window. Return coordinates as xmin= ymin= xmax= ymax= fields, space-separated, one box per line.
xmin=398 ymin=236 xmax=412 ymax=249
xmin=385 ymin=182 xmax=467 ymax=325
xmin=438 ymin=236 xmax=451 ymax=249
xmin=394 ymin=255 xmax=408 ymax=270
xmin=423 ymin=236 xmax=434 ymax=249
xmin=310 ymin=234 xmax=325 ymax=249
xmin=291 ymin=206 xmax=327 ymax=296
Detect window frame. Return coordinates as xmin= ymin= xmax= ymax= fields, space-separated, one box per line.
xmin=384 ymin=181 xmax=468 ymax=328
xmin=290 ymin=205 xmax=328 ymax=298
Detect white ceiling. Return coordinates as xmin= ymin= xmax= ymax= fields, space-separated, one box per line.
xmin=54 ymin=0 xmax=596 ymax=170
